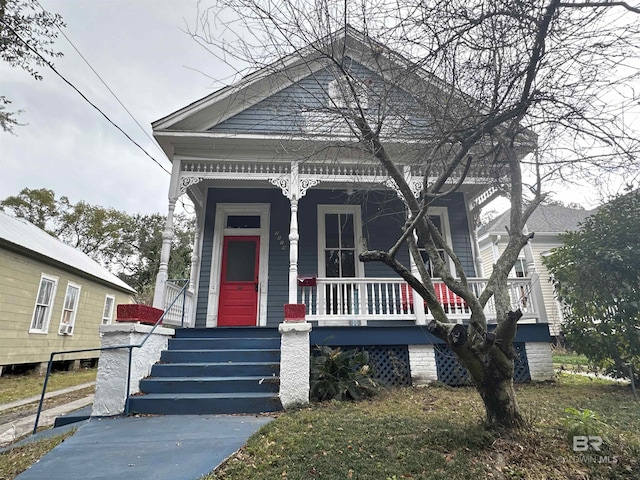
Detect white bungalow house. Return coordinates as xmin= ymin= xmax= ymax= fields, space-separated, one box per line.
xmin=477 ymin=204 xmax=595 ymax=338
xmin=118 ymin=28 xmax=555 ymax=416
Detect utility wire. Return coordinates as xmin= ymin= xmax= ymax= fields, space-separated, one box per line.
xmin=34 ymin=0 xmax=168 ymax=161
xmin=1 ymin=18 xmax=171 ymax=175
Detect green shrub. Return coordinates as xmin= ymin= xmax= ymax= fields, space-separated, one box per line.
xmin=563 ymin=407 xmax=608 ymax=443
xmin=310 ymin=345 xmax=379 ymax=401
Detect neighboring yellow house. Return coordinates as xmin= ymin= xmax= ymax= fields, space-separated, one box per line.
xmin=0 ymin=211 xmax=136 ymax=375
xmin=477 ymin=205 xmax=595 ymax=338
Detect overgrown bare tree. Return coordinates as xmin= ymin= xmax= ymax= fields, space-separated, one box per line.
xmin=187 ymin=0 xmax=640 ymax=428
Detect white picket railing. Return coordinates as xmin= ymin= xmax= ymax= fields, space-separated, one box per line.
xmin=300 ymin=277 xmax=538 ymax=324
xmin=162 ymin=280 xmax=194 ymax=327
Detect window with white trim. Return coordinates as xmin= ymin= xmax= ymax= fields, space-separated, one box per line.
xmin=30 ymin=275 xmax=58 ymax=333
xmin=318 ymin=205 xmax=363 ymax=315
xmin=328 ymin=76 xmax=369 ymax=110
xmin=415 ymin=208 xmax=454 ymax=277
xmin=58 ymin=283 xmax=81 ymax=335
xmin=513 ymin=256 xmax=528 ymax=278
xmin=102 ymin=295 xmax=115 ymax=325
xmin=318 ymin=205 xmax=363 ymax=278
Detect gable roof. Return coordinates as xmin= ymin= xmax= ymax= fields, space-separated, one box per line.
xmin=479 ymin=204 xmax=596 ymax=237
xmin=0 ymin=211 xmax=135 ymax=293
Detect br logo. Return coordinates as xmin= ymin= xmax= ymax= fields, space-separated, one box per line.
xmin=572 ymin=435 xmax=602 ymax=452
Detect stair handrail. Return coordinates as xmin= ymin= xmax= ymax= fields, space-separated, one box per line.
xmin=32 ymin=282 xmax=189 ymax=435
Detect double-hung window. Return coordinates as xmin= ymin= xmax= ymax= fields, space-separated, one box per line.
xmin=414 ymin=208 xmax=453 ymax=278
xmin=58 ymin=283 xmax=81 ymax=335
xmin=318 ymin=205 xmax=363 ymax=315
xmin=30 ymin=275 xmax=58 ymax=333
xmin=102 ymin=295 xmax=115 ymax=325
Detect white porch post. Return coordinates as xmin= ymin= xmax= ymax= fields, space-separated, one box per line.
xmin=152 ymin=199 xmax=176 ymax=309
xmin=153 ymin=159 xmax=182 ymax=309
xmin=188 ymin=215 xmax=202 ymax=293
xmin=288 ymin=197 xmax=300 ymax=304
xmin=270 ymin=161 xmax=320 ymax=304
xmin=523 ymin=225 xmax=548 ymax=323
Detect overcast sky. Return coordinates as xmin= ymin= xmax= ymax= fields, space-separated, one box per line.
xmin=1 ymin=0 xmax=620 ymax=217
xmin=1 ymin=0 xmax=233 ymax=214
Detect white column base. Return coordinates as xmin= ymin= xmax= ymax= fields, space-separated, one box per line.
xmin=525 ymin=342 xmax=555 ymax=381
xmin=409 ymin=345 xmax=438 ymax=386
xmin=278 ymin=322 xmax=312 ymax=408
xmin=92 ymin=323 xmax=174 ymax=417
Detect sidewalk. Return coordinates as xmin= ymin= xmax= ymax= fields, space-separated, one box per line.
xmin=0 ymin=382 xmax=95 ymax=446
xmin=14 ymin=414 xmax=272 ymax=480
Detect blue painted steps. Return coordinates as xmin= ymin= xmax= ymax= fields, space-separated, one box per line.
xmin=128 ymin=327 xmax=282 ymax=415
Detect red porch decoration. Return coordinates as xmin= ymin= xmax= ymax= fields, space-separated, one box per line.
xmin=116 ymin=304 xmax=164 ymax=325
xmin=284 ymin=303 xmax=306 ymax=322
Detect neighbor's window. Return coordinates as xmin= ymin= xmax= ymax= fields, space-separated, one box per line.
xmin=58 ymin=283 xmax=81 ymax=335
xmin=30 ymin=275 xmax=58 ymax=333
xmin=514 ymin=257 xmax=528 ymax=278
xmin=102 ymin=295 xmax=115 ymax=325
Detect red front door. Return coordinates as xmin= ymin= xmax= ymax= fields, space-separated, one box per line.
xmin=218 ymin=236 xmax=260 ymax=326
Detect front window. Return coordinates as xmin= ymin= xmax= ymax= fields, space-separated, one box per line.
xmin=318 ymin=205 xmax=363 ymax=315
xmin=30 ymin=275 xmax=58 ymax=333
xmin=415 ymin=209 xmax=453 ymax=277
xmin=102 ymin=295 xmax=115 ymax=325
xmin=58 ymin=283 xmax=81 ymax=335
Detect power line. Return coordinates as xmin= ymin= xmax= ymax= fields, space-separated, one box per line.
xmin=34 ymin=0 xmax=168 ymax=161
xmin=1 ymin=18 xmax=171 ymax=175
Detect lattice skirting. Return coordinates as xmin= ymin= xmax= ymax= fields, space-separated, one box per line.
xmin=434 ymin=342 xmax=531 ymax=386
xmin=324 ymin=345 xmax=412 ymax=387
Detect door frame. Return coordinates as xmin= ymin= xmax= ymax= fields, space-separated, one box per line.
xmin=207 ymin=203 xmax=270 ymax=327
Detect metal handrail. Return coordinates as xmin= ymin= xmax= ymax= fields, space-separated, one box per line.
xmin=32 ymin=283 xmax=189 ymax=434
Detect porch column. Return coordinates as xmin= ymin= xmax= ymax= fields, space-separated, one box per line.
xmin=188 ymin=214 xmax=202 ymax=293
xmin=409 ymin=233 xmax=427 ymax=325
xmin=271 ymin=161 xmax=320 ymax=305
xmin=153 ymin=159 xmax=182 ymax=309
xmin=522 ymin=225 xmax=548 ymax=323
xmin=288 ymin=197 xmax=300 ymax=304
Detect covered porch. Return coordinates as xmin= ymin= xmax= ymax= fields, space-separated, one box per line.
xmin=152 ymin=156 xmax=547 ymax=330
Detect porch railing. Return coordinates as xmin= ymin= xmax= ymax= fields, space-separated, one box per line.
xmin=300 ymin=277 xmax=539 ymax=324
xmin=162 ymin=279 xmax=194 ymax=327
xmin=32 ymin=283 xmax=189 ymax=434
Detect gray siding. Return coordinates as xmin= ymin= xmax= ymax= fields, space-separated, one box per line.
xmin=210 ymin=63 xmax=431 ymax=136
xmin=196 ymin=188 xmax=474 ymax=327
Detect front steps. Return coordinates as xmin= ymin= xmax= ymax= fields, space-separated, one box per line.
xmin=128 ymin=328 xmax=282 ymax=415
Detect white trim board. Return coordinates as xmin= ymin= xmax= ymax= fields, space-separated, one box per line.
xmin=206 ymin=203 xmax=271 ymax=327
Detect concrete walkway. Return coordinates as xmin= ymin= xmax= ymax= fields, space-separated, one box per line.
xmin=0 ymin=382 xmax=95 ymax=413
xmin=0 ymin=395 xmax=94 ymax=445
xmin=15 ymin=414 xmax=272 ymax=480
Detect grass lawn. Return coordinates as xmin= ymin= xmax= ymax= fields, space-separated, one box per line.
xmin=0 ymin=368 xmax=97 ymax=405
xmin=207 ymin=374 xmax=639 ymax=480
xmin=0 ymin=431 xmax=74 ymax=479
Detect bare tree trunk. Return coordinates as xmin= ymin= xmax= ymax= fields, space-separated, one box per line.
xmin=477 ymin=369 xmax=525 ymax=429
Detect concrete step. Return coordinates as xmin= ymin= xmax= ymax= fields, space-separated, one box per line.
xmin=53 ymin=405 xmax=92 ymax=428
xmin=174 ymin=327 xmax=279 ymax=339
xmin=128 ymin=392 xmax=282 ymax=415
xmin=168 ymin=337 xmax=280 ymax=350
xmin=138 ymin=376 xmax=279 ymax=394
xmin=160 ymin=349 xmax=280 ymax=364
xmin=150 ymin=362 xmax=279 ymax=378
